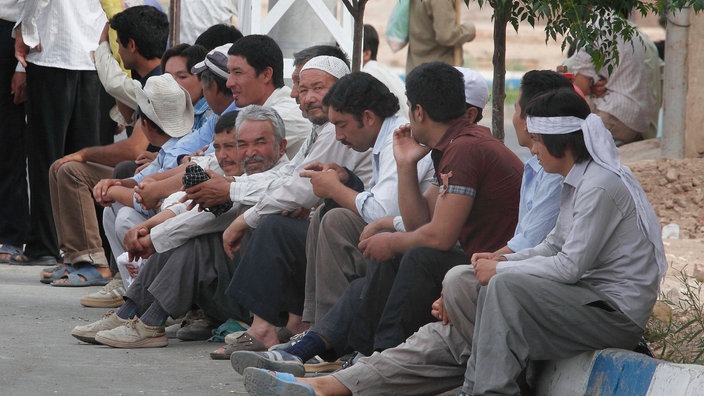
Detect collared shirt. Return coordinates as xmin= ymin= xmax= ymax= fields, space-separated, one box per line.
xmin=567 ymin=15 xmax=660 ymax=136
xmin=150 ymin=155 xmax=291 ymax=253
xmin=170 ymin=100 xmax=238 ymax=160
xmin=259 ymin=86 xmax=312 ymax=158
xmin=131 ymin=137 xmax=181 ymax=184
xmin=242 ymin=122 xmax=372 ymax=229
xmin=354 ymin=115 xmax=434 ymax=223
xmin=431 ymin=116 xmax=523 ymax=255
xmin=17 ymin=0 xmax=106 ymax=70
xmin=192 ymin=96 xmax=213 ymax=131
xmin=362 ymin=61 xmax=409 ymax=117
xmin=506 ymin=156 xmax=563 ymax=252
xmin=499 ymin=160 xmax=660 ymax=328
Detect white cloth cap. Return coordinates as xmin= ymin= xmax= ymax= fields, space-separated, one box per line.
xmin=528 ymin=113 xmax=667 ymax=279
xmin=136 ymin=74 xmax=194 ymax=138
xmin=300 ymin=55 xmax=350 ymax=79
xmin=455 ymin=67 xmax=489 ymax=109
xmin=191 ymin=43 xmax=233 ymax=80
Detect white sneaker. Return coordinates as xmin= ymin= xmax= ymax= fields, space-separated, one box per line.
xmin=71 ymin=310 xmax=127 ymax=344
xmin=95 ymin=317 xmax=167 ymax=348
xmin=80 ymin=278 xmax=125 ymax=308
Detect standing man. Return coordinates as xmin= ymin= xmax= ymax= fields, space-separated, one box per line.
xmin=13 ymin=0 xmax=107 ymax=265
xmin=406 ymin=0 xmax=476 ymax=74
xmin=0 ymin=0 xmax=28 ymax=263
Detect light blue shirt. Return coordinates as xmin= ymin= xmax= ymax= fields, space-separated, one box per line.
xmin=354 ymin=115 xmax=434 ymax=223
xmin=192 ymin=96 xmax=213 ymax=131
xmin=506 ymin=156 xmax=563 ymax=252
xmin=130 ymin=137 xmax=180 ymax=184
xmin=170 ymin=100 xmax=238 ymax=159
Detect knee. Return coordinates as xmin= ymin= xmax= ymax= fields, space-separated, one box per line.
xmin=442 ymin=265 xmax=475 ymax=296
xmin=486 ymin=272 xmax=532 ymax=295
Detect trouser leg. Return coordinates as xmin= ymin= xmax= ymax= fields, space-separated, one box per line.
xmin=227 ymin=215 xmax=308 ymax=325
xmin=464 ymin=273 xmax=642 ymax=395
xmin=373 ymin=246 xmax=468 ymax=351
xmin=303 ymin=208 xmax=367 ymax=324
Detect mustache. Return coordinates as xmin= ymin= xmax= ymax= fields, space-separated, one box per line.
xmin=305 ymin=103 xmax=323 ymax=111
xmin=243 ymin=155 xmax=266 ymax=165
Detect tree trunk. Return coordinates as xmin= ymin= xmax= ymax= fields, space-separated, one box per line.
xmin=491 ymin=6 xmax=508 ymax=142
xmin=169 ymin=0 xmax=181 ymax=46
xmin=350 ymin=1 xmax=367 ymax=71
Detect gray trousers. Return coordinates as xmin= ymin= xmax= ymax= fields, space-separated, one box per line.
xmin=103 ymin=203 xmax=146 ymax=270
xmin=303 ymin=208 xmax=368 ymax=324
xmin=333 ymin=265 xmax=479 ymax=395
xmin=464 ymin=272 xmax=643 ymax=395
xmin=124 ymin=233 xmax=248 ymax=323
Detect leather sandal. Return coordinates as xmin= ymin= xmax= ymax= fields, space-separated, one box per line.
xmin=210 ymin=332 xmax=266 ymax=360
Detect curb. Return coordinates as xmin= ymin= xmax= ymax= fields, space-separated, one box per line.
xmin=531 ymin=349 xmax=704 ymax=395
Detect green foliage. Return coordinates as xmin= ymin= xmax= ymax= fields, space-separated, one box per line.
xmin=645 ymin=268 xmax=704 ymax=364
xmin=469 ymin=0 xmax=704 ymax=73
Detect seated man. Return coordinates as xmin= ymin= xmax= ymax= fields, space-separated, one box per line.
xmin=231 ymin=62 xmax=522 ymax=372
xmin=243 ymin=87 xmax=666 ymax=396
xmin=361 ymin=24 xmax=408 ymax=117
xmin=70 ymin=105 xmax=288 ymax=348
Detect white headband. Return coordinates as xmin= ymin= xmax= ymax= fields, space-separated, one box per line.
xmin=527 ymin=113 xmax=667 ymax=279
xmin=526 ymin=116 xmax=584 ymax=135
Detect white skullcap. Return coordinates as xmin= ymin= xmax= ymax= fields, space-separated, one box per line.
xmin=527 ymin=113 xmax=667 ymax=279
xmin=455 ymin=67 xmax=489 ymax=109
xmin=300 ymin=55 xmax=350 ymax=79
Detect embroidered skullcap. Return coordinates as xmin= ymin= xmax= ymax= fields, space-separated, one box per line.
xmin=455 ymin=67 xmax=489 ymax=109
xmin=527 ymin=113 xmax=667 ymax=279
xmin=191 ymin=43 xmax=232 ymax=79
xmin=300 ymin=55 xmax=350 ymax=79
xmin=136 ymin=74 xmax=194 ymax=138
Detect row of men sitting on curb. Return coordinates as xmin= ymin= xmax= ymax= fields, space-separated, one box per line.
xmin=55 ymin=7 xmax=665 ymax=395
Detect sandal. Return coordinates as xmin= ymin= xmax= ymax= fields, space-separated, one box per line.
xmin=40 ymin=264 xmax=77 ymax=284
xmin=0 ymin=245 xmax=23 ymax=264
xmin=9 ymin=253 xmax=58 ymax=267
xmin=243 ymin=367 xmax=315 ymax=396
xmin=50 ymin=265 xmax=111 ymax=287
xmin=210 ymin=332 xmax=267 ymax=360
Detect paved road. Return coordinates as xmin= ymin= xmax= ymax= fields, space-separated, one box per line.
xmin=0 ymin=263 xmax=247 ymax=396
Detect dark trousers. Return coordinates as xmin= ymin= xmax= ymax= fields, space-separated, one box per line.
xmin=24 ymin=63 xmax=103 ymax=258
xmin=0 ymin=19 xmax=28 ymax=247
xmin=227 ymin=215 xmax=309 ymax=326
xmin=314 ymin=246 xmax=468 ymax=356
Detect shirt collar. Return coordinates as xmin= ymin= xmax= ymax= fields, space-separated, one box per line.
xmin=373 ymin=115 xmax=405 ymax=156
xmin=563 ymin=159 xmax=591 ymax=188
xmin=193 ymin=96 xmax=210 ymax=116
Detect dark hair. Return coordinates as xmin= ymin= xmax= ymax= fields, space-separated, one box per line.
xmin=406 ymin=62 xmax=466 ymax=123
xmin=467 ymin=104 xmax=484 ymax=123
xmin=524 ymin=89 xmax=592 ymax=163
xmin=135 ymin=106 xmax=166 ymax=136
xmin=363 ymin=24 xmax=379 ymax=60
xmin=519 ymin=70 xmax=573 ymax=118
xmin=214 ymin=111 xmax=239 ymax=134
xmin=293 ymin=45 xmax=350 ymax=68
xmin=160 ymin=44 xmax=208 ymax=76
xmin=110 ymin=6 xmax=169 ymax=60
xmin=228 ymin=35 xmax=284 ymax=88
xmin=194 ymin=24 xmax=244 ymax=51
xmin=323 ymin=72 xmax=399 ymax=125
xmin=200 ymin=69 xmax=233 ymax=97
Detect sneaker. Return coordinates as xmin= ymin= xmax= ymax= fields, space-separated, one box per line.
xmin=267 ymin=330 xmax=309 ymax=351
xmin=71 ymin=310 xmax=127 ymax=344
xmin=80 ymin=278 xmax=125 ymax=308
xmin=95 ymin=317 xmax=167 ymax=348
xmin=230 ymin=350 xmax=305 ymax=377
xmin=176 ymin=310 xmax=218 ymax=341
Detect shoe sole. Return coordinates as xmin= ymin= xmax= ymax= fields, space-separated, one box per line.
xmin=71 ymin=332 xmax=100 ymax=345
xmin=243 ymin=367 xmax=313 ymax=396
xmin=79 ymin=297 xmax=124 ymax=308
xmin=231 ymin=351 xmax=305 ymax=377
xmin=94 ymin=334 xmax=168 ymax=348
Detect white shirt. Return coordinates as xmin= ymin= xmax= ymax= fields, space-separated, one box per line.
xmin=93 ymin=41 xmax=142 ymax=109
xmin=362 ymin=61 xmax=409 ymax=117
xmin=0 ymin=0 xmax=24 ymax=22
xmin=17 ymin=0 xmax=106 ymax=70
xmin=262 ymin=86 xmax=311 ymax=159
xmin=150 ymin=155 xmax=290 ymax=253
xmin=179 ymin=0 xmax=238 ymax=45
xmin=355 ymin=115 xmax=434 ymax=223
xmin=242 ymin=122 xmax=373 ymax=228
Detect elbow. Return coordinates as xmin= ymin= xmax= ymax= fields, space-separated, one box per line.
xmin=424 ymin=234 xmax=458 ymax=251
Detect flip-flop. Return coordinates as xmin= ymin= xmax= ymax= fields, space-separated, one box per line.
xmin=50 ymin=265 xmax=111 ymax=287
xmin=40 ymin=265 xmax=77 ymax=284
xmin=243 ymin=367 xmax=314 ymax=396
xmin=210 ymin=332 xmax=267 ymax=360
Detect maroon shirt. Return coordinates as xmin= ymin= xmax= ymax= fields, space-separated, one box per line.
xmin=431 ymin=116 xmax=523 ymax=255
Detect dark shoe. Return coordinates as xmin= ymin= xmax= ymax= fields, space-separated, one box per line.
xmin=9 ymin=253 xmax=58 ymax=266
